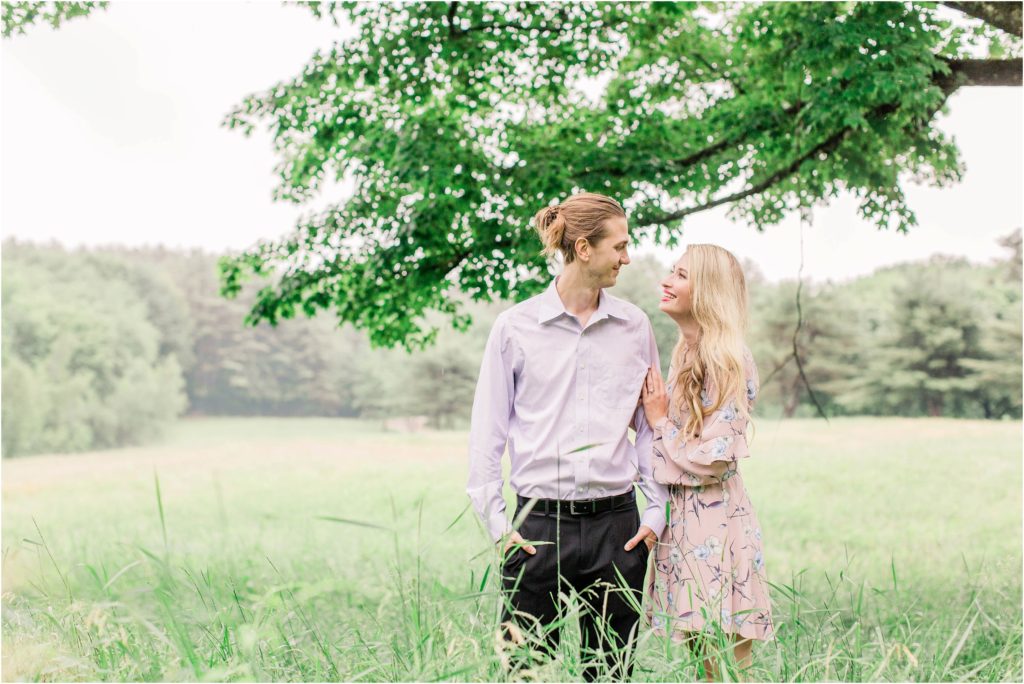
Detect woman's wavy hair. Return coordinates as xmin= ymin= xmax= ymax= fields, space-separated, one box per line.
xmin=670 ymin=244 xmax=751 ymax=440
xmin=532 ymin=192 xmax=626 ymax=264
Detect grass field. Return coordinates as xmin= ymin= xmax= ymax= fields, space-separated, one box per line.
xmin=2 ymin=417 xmax=1021 ymax=681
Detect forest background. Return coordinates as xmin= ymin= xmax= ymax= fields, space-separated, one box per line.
xmin=3 ymin=231 xmax=1020 ymax=458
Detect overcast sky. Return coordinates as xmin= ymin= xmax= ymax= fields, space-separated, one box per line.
xmin=2 ymin=1 xmax=1021 ymax=283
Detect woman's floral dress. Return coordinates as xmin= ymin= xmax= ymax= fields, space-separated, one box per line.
xmin=646 ymin=347 xmax=775 ymax=642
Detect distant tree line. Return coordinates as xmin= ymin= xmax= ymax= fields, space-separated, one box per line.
xmin=2 ymin=232 xmax=1020 ymax=456
xmin=744 ymin=230 xmax=1022 ymax=420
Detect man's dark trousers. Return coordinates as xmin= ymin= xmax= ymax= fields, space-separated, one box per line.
xmin=500 ymin=492 xmax=650 ymax=682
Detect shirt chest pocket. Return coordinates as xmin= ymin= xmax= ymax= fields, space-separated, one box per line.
xmin=595 ymin=363 xmax=648 ymax=410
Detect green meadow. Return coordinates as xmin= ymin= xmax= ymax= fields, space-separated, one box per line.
xmin=2 ymin=417 xmax=1021 ymax=682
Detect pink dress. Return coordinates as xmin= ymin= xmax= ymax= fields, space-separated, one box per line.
xmin=645 ymin=347 xmax=775 ymax=642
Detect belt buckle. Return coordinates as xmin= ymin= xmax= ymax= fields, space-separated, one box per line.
xmin=570 ymin=499 xmax=593 ymax=515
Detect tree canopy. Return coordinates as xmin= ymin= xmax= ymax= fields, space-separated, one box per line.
xmin=3 ymin=1 xmax=1021 ymax=347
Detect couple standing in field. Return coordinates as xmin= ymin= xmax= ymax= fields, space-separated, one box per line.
xmin=466 ymin=192 xmax=774 ymax=682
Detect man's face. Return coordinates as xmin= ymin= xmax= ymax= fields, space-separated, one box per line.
xmin=585 ymin=216 xmax=631 ymax=288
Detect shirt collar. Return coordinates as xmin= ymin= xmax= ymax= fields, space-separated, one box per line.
xmin=536 ymin=276 xmax=632 ymax=325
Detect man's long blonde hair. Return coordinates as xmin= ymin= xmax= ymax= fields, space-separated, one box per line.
xmin=533 ymin=192 xmax=625 ymax=264
xmin=670 ymin=244 xmax=750 ymax=440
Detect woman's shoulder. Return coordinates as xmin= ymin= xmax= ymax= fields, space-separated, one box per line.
xmin=740 ymin=345 xmax=759 ymax=400
xmin=741 ymin=344 xmax=757 ymax=371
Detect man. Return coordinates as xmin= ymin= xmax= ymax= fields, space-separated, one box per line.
xmin=466 ymin=192 xmax=669 ymax=681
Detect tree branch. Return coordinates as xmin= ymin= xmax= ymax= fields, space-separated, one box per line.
xmin=456 ymin=21 xmax=526 ymax=35
xmin=446 ymin=2 xmax=458 ymax=37
xmin=450 ymin=8 xmax=572 ymax=38
xmin=760 ymin=353 xmax=794 ymax=387
xmin=661 ymin=103 xmax=807 ymax=173
xmin=792 ymin=255 xmax=830 ymax=422
xmin=942 ymin=58 xmax=1023 ymax=89
xmin=636 ymin=57 xmax=1019 ymax=228
xmin=942 ymin=2 xmax=1023 ymax=37
xmin=639 ymin=107 xmax=874 ymax=228
xmin=657 ymin=59 xmax=1017 ymax=177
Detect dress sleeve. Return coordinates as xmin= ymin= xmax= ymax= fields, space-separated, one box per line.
xmin=651 ymin=348 xmax=759 ymax=485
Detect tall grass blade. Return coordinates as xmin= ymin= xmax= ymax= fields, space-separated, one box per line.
xmin=153 ymin=470 xmax=168 ymax=553
xmin=315 ymin=515 xmax=394 ymax=532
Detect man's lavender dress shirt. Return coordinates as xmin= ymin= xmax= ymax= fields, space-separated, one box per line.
xmin=466 ymin=277 xmax=671 ymax=542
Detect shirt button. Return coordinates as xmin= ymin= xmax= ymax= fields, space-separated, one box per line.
xmin=577 ymin=486 xmax=585 ymax=493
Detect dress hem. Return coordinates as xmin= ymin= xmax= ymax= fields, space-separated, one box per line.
xmin=650 ymin=623 xmax=776 ymax=644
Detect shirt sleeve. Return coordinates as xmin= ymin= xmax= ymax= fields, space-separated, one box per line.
xmin=651 ymin=348 xmax=759 ymax=486
xmin=466 ymin=314 xmax=515 ymax=543
xmin=632 ymin=318 xmax=671 ymax=537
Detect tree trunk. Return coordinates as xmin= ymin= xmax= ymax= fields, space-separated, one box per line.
xmin=783 ymin=379 xmax=801 ymax=418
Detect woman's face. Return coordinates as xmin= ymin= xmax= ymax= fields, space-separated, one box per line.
xmin=659 ymin=252 xmax=691 ymax=319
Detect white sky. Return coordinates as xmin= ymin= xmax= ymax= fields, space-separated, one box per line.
xmin=1 ymin=1 xmax=1021 ymax=283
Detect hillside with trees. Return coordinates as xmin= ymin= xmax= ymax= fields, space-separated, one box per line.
xmin=3 ymin=232 xmax=1019 ymax=456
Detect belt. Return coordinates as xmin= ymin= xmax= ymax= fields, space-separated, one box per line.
xmin=516 ymin=490 xmax=636 ymax=517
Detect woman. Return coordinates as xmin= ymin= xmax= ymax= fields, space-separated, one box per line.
xmin=640 ymin=244 xmax=774 ymax=680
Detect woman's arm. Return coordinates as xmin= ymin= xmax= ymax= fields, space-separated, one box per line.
xmin=644 ymin=348 xmax=759 ymax=484
xmin=650 ymin=414 xmax=740 ymax=484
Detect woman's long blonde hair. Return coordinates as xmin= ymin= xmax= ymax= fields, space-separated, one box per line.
xmin=670 ymin=244 xmax=750 ymax=440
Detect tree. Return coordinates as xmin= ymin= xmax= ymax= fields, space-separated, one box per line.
xmin=996 ymin=227 xmax=1022 ymax=281
xmin=959 ymin=230 xmax=1023 ymax=418
xmin=84 ymin=249 xmax=196 ymax=375
xmin=831 ymin=257 xmax=991 ymax=416
xmin=748 ymin=280 xmax=864 ymax=418
xmin=4 ymin=2 xmax=1021 ymax=348
xmin=135 ymin=249 xmax=365 ymax=417
xmin=1 ymin=242 xmax=187 ymax=456
xmin=1 ymin=1 xmax=105 ymax=37
xmin=408 ymin=338 xmax=481 ymax=429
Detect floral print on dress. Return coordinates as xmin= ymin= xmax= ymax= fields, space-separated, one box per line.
xmin=645 ymin=346 xmax=775 ymax=642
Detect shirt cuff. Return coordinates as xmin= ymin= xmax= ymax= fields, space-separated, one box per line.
xmin=488 ymin=514 xmax=511 ymax=544
xmin=640 ymin=505 xmax=667 ymax=539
